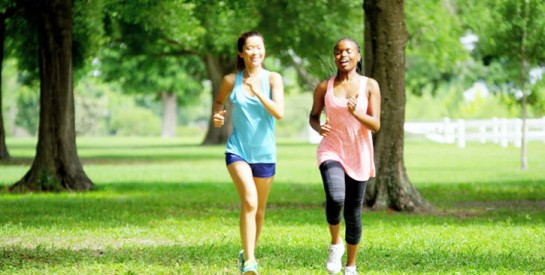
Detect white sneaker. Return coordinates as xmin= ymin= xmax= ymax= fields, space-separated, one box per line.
xmin=344 ymin=266 xmax=358 ymax=275
xmin=325 ymin=242 xmax=344 ymax=274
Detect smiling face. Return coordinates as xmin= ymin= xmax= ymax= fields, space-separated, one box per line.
xmin=334 ymin=39 xmax=361 ymax=73
xmin=239 ymin=35 xmax=265 ymax=69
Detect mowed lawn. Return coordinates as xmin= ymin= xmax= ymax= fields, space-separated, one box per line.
xmin=0 ymin=137 xmax=544 ymax=274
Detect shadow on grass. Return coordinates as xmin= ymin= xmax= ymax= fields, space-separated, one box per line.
xmin=0 ymin=154 xmax=224 ymax=166
xmin=1 ymin=180 xmax=544 ymax=233
xmin=1 ymin=241 xmax=542 ymax=273
xmin=1 ymin=142 xmax=225 ymax=166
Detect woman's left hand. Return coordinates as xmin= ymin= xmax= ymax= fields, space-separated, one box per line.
xmin=347 ymin=95 xmax=358 ymax=114
xmin=244 ymin=77 xmax=261 ymax=96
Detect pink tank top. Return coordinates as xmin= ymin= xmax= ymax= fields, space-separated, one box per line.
xmin=317 ymin=76 xmax=375 ymax=181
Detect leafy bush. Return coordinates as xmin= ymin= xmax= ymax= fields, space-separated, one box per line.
xmin=108 ymin=105 xmax=161 ymax=136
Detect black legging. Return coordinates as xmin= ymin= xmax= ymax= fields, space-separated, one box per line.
xmin=319 ymin=160 xmax=367 ymax=245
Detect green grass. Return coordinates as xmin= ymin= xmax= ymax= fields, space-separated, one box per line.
xmin=0 ymin=137 xmax=544 ymax=274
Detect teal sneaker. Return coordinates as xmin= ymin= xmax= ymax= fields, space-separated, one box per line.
xmin=238 ymin=250 xmax=245 ymax=273
xmin=242 ymin=258 xmax=258 ymax=275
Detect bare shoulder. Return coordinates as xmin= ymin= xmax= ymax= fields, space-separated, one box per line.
xmin=223 ymin=73 xmax=237 ymax=85
xmin=366 ymin=77 xmax=380 ymax=94
xmin=217 ymin=73 xmax=237 ymax=97
xmin=269 ymin=71 xmax=283 ymax=83
xmin=315 ymin=79 xmax=329 ymax=94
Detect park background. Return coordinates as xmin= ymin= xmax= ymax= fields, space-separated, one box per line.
xmin=1 ymin=0 xmax=544 ymax=274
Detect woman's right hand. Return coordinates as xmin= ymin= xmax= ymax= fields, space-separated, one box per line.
xmin=320 ymin=117 xmax=331 ymax=136
xmin=213 ymin=110 xmax=227 ymax=127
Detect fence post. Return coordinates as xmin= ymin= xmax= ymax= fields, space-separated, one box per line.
xmin=500 ymin=118 xmax=508 ymax=147
xmin=492 ymin=117 xmax=499 ymax=144
xmin=543 ymin=116 xmax=545 ymax=143
xmin=457 ymin=119 xmax=465 ymax=148
xmin=514 ymin=118 xmax=522 ymax=147
xmin=444 ymin=117 xmax=455 ymax=144
xmin=479 ymin=125 xmax=486 ymax=144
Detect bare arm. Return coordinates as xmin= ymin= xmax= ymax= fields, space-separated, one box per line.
xmin=212 ymin=74 xmax=236 ymax=127
xmin=309 ymin=80 xmax=331 ymax=136
xmin=347 ymin=78 xmax=381 ymax=132
xmin=246 ymin=72 xmax=285 ymax=120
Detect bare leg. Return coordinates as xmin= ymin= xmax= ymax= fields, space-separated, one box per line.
xmin=228 ymin=162 xmax=258 ymax=261
xmin=253 ymin=176 xmax=273 ymax=246
xmin=329 ymin=223 xmax=342 ymax=245
xmin=346 ymin=243 xmax=358 ymax=266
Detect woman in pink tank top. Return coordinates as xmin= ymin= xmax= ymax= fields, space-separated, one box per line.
xmin=309 ymin=37 xmax=381 ymax=275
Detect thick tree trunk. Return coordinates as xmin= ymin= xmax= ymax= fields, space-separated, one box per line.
xmin=201 ymin=54 xmax=234 ymax=145
xmin=161 ymin=91 xmax=177 ymax=138
xmin=0 ymin=13 xmax=10 ymax=160
xmin=11 ymin=0 xmax=93 ymax=192
xmin=363 ymin=0 xmax=431 ymax=212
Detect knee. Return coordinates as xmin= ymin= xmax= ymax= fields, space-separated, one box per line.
xmin=327 ymin=195 xmax=344 ymax=209
xmin=241 ymin=197 xmax=258 ymax=213
xmin=255 ymin=206 xmax=266 ymax=220
xmin=344 ymin=206 xmax=362 ymax=222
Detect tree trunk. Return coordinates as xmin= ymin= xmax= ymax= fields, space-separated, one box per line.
xmin=201 ymin=54 xmax=234 ymax=145
xmin=521 ymin=93 xmax=528 ymax=170
xmin=519 ymin=0 xmax=529 ymax=171
xmin=0 ymin=12 xmax=10 ymax=160
xmin=363 ymin=0 xmax=431 ymax=212
xmin=161 ymin=91 xmax=177 ymax=138
xmin=11 ymin=0 xmax=93 ymax=192
xmin=288 ymin=51 xmax=319 ymax=91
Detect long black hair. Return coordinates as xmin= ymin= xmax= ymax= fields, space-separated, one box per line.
xmin=334 ymin=37 xmax=363 ymax=75
xmin=236 ymin=31 xmax=264 ymax=71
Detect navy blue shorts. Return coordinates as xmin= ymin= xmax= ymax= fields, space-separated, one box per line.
xmin=225 ymin=153 xmax=276 ymax=178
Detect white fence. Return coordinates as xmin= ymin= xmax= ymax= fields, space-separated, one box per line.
xmin=404 ymin=117 xmax=545 ymax=148
xmin=308 ymin=117 xmax=545 ymax=148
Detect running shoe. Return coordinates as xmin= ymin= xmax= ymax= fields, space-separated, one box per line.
xmin=242 ymin=258 xmax=258 ymax=274
xmin=325 ymin=242 xmax=344 ymax=274
xmin=344 ymin=266 xmax=358 ymax=275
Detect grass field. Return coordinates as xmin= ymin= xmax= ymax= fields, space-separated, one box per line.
xmin=0 ymin=137 xmax=544 ymax=274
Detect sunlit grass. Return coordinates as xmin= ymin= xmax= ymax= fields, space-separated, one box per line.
xmin=0 ymin=137 xmax=544 ymax=274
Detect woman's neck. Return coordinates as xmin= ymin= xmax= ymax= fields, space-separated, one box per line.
xmin=244 ymin=66 xmax=262 ymax=78
xmin=336 ymin=70 xmax=360 ymax=83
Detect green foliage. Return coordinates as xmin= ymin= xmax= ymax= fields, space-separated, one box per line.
xmin=108 ymin=96 xmax=161 ymax=136
xmin=2 ymin=56 xmax=164 ymax=137
xmin=74 ymin=77 xmax=111 ymax=136
xmin=258 ymin=0 xmax=363 ymax=80
xmin=99 ymin=48 xmax=204 ymax=105
xmin=277 ymin=92 xmax=313 ymax=138
xmin=458 ymin=93 xmax=516 ymax=119
xmin=5 ymin=13 xmax=39 ymax=86
xmin=104 ymin=0 xmax=205 ymax=50
xmin=14 ymin=85 xmax=39 ymax=135
xmin=457 ymin=0 xmax=545 ymax=100
xmin=405 ymin=84 xmax=519 ymax=121
xmin=0 ymin=138 xmax=544 ymax=273
xmin=406 ymin=0 xmax=471 ymax=95
xmin=100 ymin=0 xmax=208 ymax=105
xmin=72 ymin=0 xmax=108 ymax=79
xmin=0 ymin=0 xmax=16 ymax=11
xmin=193 ymin=1 xmax=261 ymax=56
xmin=528 ymin=77 xmax=545 ymax=115
xmin=4 ymin=0 xmax=107 ymax=84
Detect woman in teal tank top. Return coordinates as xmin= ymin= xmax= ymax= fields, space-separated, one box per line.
xmin=212 ymin=31 xmax=284 ymax=275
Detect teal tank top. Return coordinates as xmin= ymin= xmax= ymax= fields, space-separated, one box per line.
xmin=226 ymin=70 xmax=276 ymax=163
